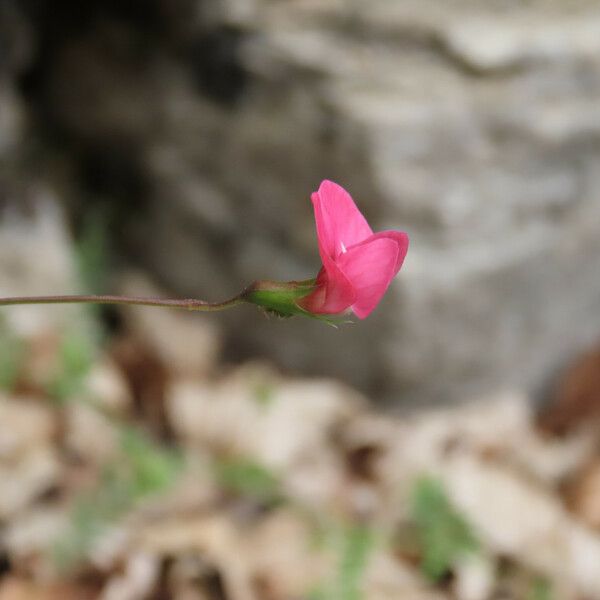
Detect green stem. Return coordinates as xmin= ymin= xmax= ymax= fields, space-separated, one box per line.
xmin=0 ymin=293 xmax=245 ymax=312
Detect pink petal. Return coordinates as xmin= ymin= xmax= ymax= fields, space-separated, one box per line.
xmin=336 ymin=237 xmax=400 ymax=319
xmin=299 ymin=256 xmax=356 ymax=315
xmin=349 ymin=230 xmax=409 ymax=273
xmin=312 ymin=180 xmax=373 ymax=262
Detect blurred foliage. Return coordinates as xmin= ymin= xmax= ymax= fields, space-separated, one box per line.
xmin=410 ymin=475 xmax=479 ymax=582
xmin=1 ymin=185 xmax=111 ymax=398
xmin=334 ymin=524 xmax=376 ymax=600
xmin=75 ymin=208 xmax=111 ymax=296
xmin=527 ymin=577 xmax=553 ymax=600
xmin=118 ymin=427 xmax=182 ymax=498
xmin=253 ymin=380 xmax=275 ymax=408
xmin=46 ymin=210 xmax=111 ymax=403
xmin=46 ymin=329 xmax=97 ymax=403
xmin=211 ymin=452 xmax=376 ymax=600
xmin=50 ymin=224 xmax=182 ymax=567
xmin=310 ymin=523 xmax=376 ymax=600
xmin=214 ymin=457 xmax=281 ymax=503
xmin=0 ymin=318 xmax=25 ymax=392
xmin=53 ymin=428 xmax=182 ymax=571
xmin=50 ymin=218 xmax=187 ymax=570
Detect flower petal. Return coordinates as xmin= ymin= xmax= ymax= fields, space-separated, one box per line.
xmin=349 ymin=230 xmax=409 ymax=273
xmin=299 ymin=256 xmax=356 ymax=315
xmin=337 ymin=237 xmax=400 ymax=319
xmin=312 ymin=180 xmax=373 ymax=262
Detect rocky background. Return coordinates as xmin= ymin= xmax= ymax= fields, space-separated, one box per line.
xmin=2 ymin=0 xmax=600 ymax=404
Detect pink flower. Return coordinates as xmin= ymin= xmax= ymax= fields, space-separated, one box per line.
xmin=300 ymin=180 xmax=409 ymax=319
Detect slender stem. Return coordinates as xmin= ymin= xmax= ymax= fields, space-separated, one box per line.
xmin=0 ymin=293 xmax=245 ymax=312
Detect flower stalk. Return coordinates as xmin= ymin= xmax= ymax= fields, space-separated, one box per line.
xmin=0 ymin=293 xmax=245 ymax=312
xmin=0 ymin=279 xmax=317 ymax=316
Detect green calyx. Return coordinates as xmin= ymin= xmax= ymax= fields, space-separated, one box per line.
xmin=242 ymin=279 xmax=316 ymax=318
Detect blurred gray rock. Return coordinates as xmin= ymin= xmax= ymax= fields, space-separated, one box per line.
xmin=15 ymin=0 xmax=600 ymax=404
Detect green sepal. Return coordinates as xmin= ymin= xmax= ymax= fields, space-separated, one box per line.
xmin=242 ymin=279 xmax=317 ymax=318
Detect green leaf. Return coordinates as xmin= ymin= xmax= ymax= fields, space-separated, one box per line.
xmin=253 ymin=380 xmax=275 ymax=408
xmin=75 ymin=208 xmax=111 ymax=295
xmin=0 ymin=320 xmax=25 ymax=391
xmin=53 ymin=426 xmax=182 ymax=571
xmin=410 ymin=475 xmax=479 ymax=582
xmin=119 ymin=428 xmax=182 ymax=497
xmin=46 ymin=329 xmax=96 ymax=403
xmin=527 ymin=577 xmax=553 ymax=600
xmin=310 ymin=522 xmax=376 ymax=600
xmin=335 ymin=524 xmax=376 ymax=600
xmin=214 ymin=457 xmax=280 ymax=501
